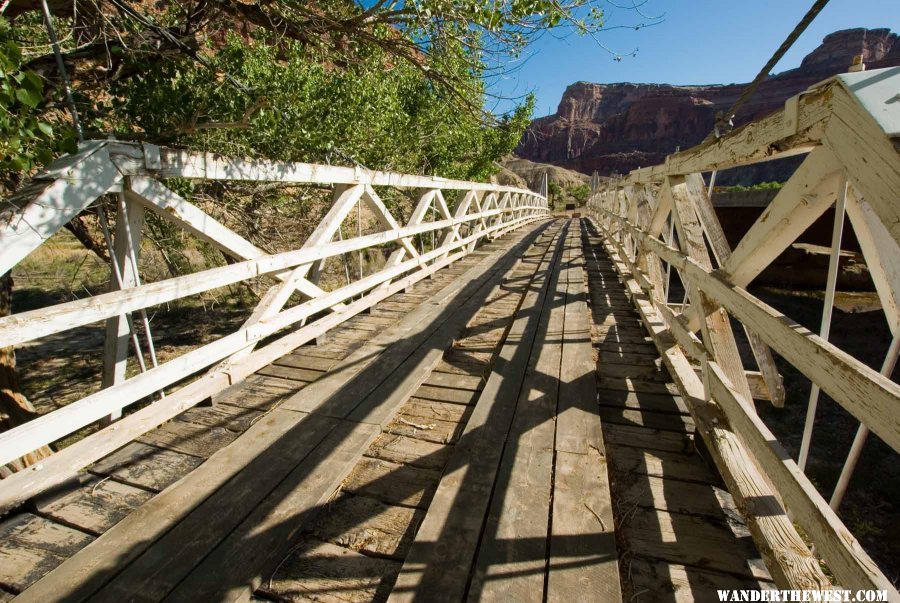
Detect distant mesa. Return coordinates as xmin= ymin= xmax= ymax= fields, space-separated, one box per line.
xmin=516 ymin=28 xmax=900 ymax=184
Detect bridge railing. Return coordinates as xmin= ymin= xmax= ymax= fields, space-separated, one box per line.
xmin=0 ymin=141 xmax=548 ymax=510
xmin=586 ymin=67 xmax=900 ymax=597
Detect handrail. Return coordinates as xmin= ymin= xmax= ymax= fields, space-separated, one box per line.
xmin=0 ymin=141 xmax=549 ymax=511
xmin=585 ymin=67 xmax=900 ymax=599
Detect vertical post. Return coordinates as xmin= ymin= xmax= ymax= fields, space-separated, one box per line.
xmin=664 ymin=217 xmax=674 ymax=303
xmin=357 ymin=197 xmax=363 ymax=281
xmin=707 ymin=170 xmax=718 ymax=198
xmin=100 ymin=194 xmax=145 ymax=424
xmin=830 ymin=330 xmax=900 ymax=509
xmin=798 ymin=179 xmax=848 ymax=471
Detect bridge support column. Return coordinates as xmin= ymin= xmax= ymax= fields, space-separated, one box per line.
xmin=100 ymin=193 xmax=145 ymax=425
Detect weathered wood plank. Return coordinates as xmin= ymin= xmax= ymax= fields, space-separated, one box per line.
xmin=0 ymin=514 xmax=93 ymax=594
xmin=365 ymin=434 xmax=451 ymax=471
xmin=260 ymin=539 xmax=400 ymax=603
xmin=599 ymin=406 xmax=695 ymax=433
xmin=626 ymin=558 xmax=775 ymax=603
xmin=614 ymin=473 xmax=732 ymax=518
xmin=389 ymin=223 xmax=565 ymax=603
xmin=90 ymin=442 xmax=203 ymax=492
xmin=341 ymin=458 xmax=441 ymax=509
xmin=547 ymin=449 xmax=620 ymax=603
xmin=596 ymin=388 xmax=689 ymax=415
xmin=164 ymin=421 xmax=381 ymax=602
xmin=589 ymin=221 xmax=831 ymax=590
xmin=468 ymin=225 xmax=567 ymax=603
xmin=136 ymin=420 xmax=238 ymax=458
xmin=621 ymin=507 xmax=768 ymax=581
xmin=34 ymin=476 xmax=153 ymax=536
xmin=422 ymin=371 xmax=483 ymax=391
xmin=386 ymin=415 xmax=462 ymax=445
xmin=408 ymin=384 xmax=479 ymax=405
xmin=175 ymin=403 xmax=263 ymax=433
xmin=608 ymin=443 xmax=714 ymax=483
xmin=308 ymin=494 xmax=424 ymax=560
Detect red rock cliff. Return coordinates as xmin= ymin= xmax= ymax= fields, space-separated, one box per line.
xmin=517 ymin=28 xmax=900 ymax=180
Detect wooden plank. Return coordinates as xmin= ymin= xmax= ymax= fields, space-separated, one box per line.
xmin=667 ymin=175 xmax=753 ymax=404
xmin=683 ymin=173 xmax=785 ymax=407
xmin=255 ymin=364 xmax=320 ymax=383
xmin=386 ymin=415 xmax=463 ymax=445
xmin=845 ymin=187 xmax=900 ymax=334
xmin=596 ymin=341 xmax=660 ymax=358
xmin=398 ymin=398 xmax=470 ymax=424
xmin=259 ymin=538 xmax=400 ymax=603
xmin=89 ymin=442 xmax=203 ymax=492
xmin=596 ymin=388 xmax=689 ymax=415
xmin=138 ymin=141 xmax=544 ymax=197
xmin=407 ymin=384 xmax=479 ymax=406
xmin=365 ymin=434 xmax=452 ymax=471
xmin=608 ymin=444 xmax=714 ymax=483
xmin=468 ymin=224 xmax=567 ymax=603
xmin=590 ymin=222 xmax=832 ymax=590
xmin=0 ymin=514 xmax=93 ymax=594
xmin=597 ymin=351 xmax=661 ymax=367
xmin=422 ymin=371 xmax=482 ymax=391
xmin=706 ymin=361 xmax=899 ymax=597
xmin=175 ymin=404 xmax=263 ymax=433
xmin=599 ymin=362 xmax=670 ymax=383
xmin=341 ymin=458 xmax=441 ymax=509
xmin=615 ymin=474 xmax=732 ymax=518
xmin=626 ymin=558 xmax=774 ymax=603
xmin=308 ymin=494 xmax=424 ymax=560
xmin=34 ymin=476 xmax=153 ymax=536
xmin=269 ymin=357 xmax=327 ymax=377
xmin=547 ymin=448 xmax=620 ymax=602
xmin=16 ymin=409 xmax=316 ymax=603
xmin=596 ymin=377 xmax=679 ymax=396
xmin=389 ymin=223 xmax=564 ymax=603
xmin=162 ymin=421 xmax=380 ymax=602
xmin=599 ymin=406 xmax=695 ymax=433
xmin=277 ymin=352 xmax=338 ymax=371
xmin=621 ymin=507 xmax=768 ymax=581
xmin=136 ymin=420 xmax=238 ymax=458
xmin=555 ymin=230 xmax=604 ymax=455
xmin=608 ymin=213 xmax=900 ymax=454
xmin=216 ymin=388 xmax=287 ymax=412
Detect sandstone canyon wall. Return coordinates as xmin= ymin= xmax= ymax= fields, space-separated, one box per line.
xmin=517 ymin=28 xmax=900 ymax=183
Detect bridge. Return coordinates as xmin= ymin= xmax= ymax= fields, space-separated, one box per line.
xmin=0 ymin=67 xmax=898 ymax=602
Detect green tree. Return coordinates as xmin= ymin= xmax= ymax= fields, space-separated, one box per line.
xmin=0 ymin=17 xmax=75 ymax=186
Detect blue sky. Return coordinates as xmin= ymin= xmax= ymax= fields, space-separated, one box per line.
xmin=487 ymin=0 xmax=899 ymax=117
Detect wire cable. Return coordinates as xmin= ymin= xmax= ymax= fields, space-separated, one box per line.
xmin=710 ymin=0 xmax=831 ymax=140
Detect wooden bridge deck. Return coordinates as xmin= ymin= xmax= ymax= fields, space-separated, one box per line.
xmin=1 ymin=218 xmax=771 ymax=602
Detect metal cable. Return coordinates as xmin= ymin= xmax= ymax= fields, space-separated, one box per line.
xmin=710 ymin=0 xmax=831 ymax=139
xmin=39 ymin=0 xmax=83 ymax=141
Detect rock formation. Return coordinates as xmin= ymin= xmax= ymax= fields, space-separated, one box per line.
xmin=517 ymin=28 xmax=900 ymax=182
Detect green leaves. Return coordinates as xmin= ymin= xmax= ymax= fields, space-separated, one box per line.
xmin=0 ymin=16 xmax=74 ymax=177
xmin=109 ymin=32 xmax=529 ymax=187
